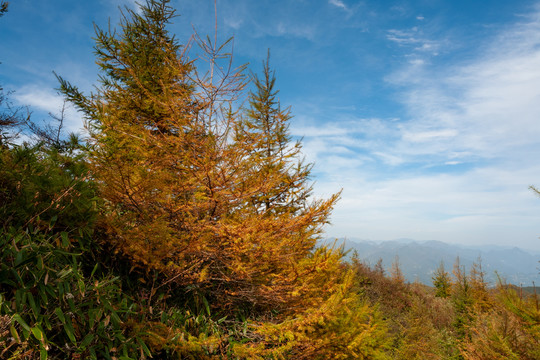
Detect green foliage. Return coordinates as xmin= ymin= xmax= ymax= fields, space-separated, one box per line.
xmin=0 ymin=229 xmax=147 ymax=359
xmin=0 ymin=89 xmax=27 ymax=147
xmin=451 ymin=257 xmax=475 ymax=342
xmin=0 ymin=142 xmax=150 ymax=359
xmin=235 ymin=51 xmax=308 ymax=216
xmin=433 ymin=261 xmax=452 ymax=298
xmin=0 ymin=141 xmax=96 ymax=233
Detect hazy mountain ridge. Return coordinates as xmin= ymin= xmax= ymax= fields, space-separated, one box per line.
xmin=338 ymin=238 xmax=540 ymax=286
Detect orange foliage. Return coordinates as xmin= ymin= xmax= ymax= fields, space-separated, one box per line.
xmin=59 ymin=0 xmax=342 ymax=314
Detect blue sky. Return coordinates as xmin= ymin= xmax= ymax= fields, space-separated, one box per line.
xmin=2 ymin=0 xmax=540 ymax=250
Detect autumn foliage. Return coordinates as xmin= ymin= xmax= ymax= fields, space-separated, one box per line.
xmin=58 ymin=0 xmax=344 ymax=314
xmin=55 ymin=0 xmax=384 ymax=357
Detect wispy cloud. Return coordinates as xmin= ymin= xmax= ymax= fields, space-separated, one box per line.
xmin=13 ymin=86 xmax=84 ymax=134
xmin=386 ymin=28 xmax=440 ymax=55
xmin=391 ymin=12 xmax=540 ymax=162
xmin=104 ymin=0 xmax=143 ymax=14
xmin=274 ymin=22 xmax=316 ymax=40
xmin=329 ymin=0 xmax=348 ymax=11
xmin=323 ymin=166 xmax=540 ymax=247
xmin=402 ymin=129 xmax=458 ymax=143
xmin=386 ymin=28 xmax=421 ymax=44
xmin=239 ymin=14 xmax=316 ymax=40
xmin=296 ymin=7 xmax=540 ymax=249
xmin=120 ymin=0 xmax=143 ymax=13
xmin=224 ymin=17 xmax=243 ymax=30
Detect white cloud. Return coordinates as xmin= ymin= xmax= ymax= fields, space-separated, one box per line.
xmin=322 ymin=165 xmax=540 ymax=248
xmin=222 ymin=2 xmax=318 ymax=41
xmin=402 ymin=129 xmax=458 ymax=143
xmin=392 ymin=15 xmax=540 ymax=162
xmin=372 ymin=151 xmax=404 ymax=166
xmin=224 ymin=17 xmax=243 ymax=30
xmin=274 ymin=22 xmax=316 ymax=39
xmin=13 ymin=86 xmax=84 ymax=134
xmin=14 ymin=88 xmax=63 ymax=115
xmin=329 ymin=0 xmax=348 ymax=11
xmin=115 ymin=0 xmax=143 ymax=14
xmin=300 ymin=8 xmax=540 ymax=250
xmin=386 ymin=28 xmax=440 ymax=56
xmin=386 ymin=29 xmax=421 ymax=44
xmin=408 ymin=58 xmax=425 ymax=66
xmin=243 ymin=18 xmax=316 ymax=40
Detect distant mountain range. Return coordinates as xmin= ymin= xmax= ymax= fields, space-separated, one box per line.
xmin=332 ymin=238 xmax=540 ymax=286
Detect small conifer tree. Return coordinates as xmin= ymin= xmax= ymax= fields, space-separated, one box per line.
xmin=390 ymin=255 xmax=405 ymax=283
xmin=59 ymin=0 xmax=341 ymax=311
xmin=432 ymin=261 xmax=452 ymax=298
xmin=469 ymin=257 xmax=491 ymax=311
